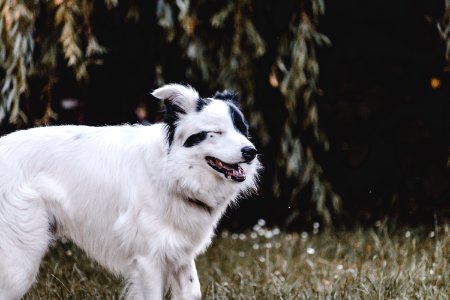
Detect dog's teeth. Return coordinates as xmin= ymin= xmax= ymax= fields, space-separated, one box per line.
xmin=206 ymin=157 xmax=247 ymax=181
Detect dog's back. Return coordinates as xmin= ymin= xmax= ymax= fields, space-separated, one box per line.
xmin=0 ymin=124 xmax=166 ymax=298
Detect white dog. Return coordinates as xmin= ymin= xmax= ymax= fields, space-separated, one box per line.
xmin=0 ymin=84 xmax=260 ymax=300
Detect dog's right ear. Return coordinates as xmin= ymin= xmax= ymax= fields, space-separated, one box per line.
xmin=152 ymin=84 xmax=199 ymax=115
xmin=213 ymin=90 xmax=240 ymax=107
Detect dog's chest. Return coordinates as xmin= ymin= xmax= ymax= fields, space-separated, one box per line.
xmin=128 ymin=198 xmax=216 ymax=262
xmin=145 ymin=216 xmax=214 ymax=266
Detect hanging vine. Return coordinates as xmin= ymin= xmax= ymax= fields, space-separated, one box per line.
xmin=156 ymin=0 xmax=341 ymax=225
xmin=272 ymin=2 xmax=341 ymax=225
xmin=438 ymin=0 xmax=450 ymax=65
xmin=0 ymin=0 xmax=37 ymax=124
xmin=0 ymin=0 xmax=113 ymax=126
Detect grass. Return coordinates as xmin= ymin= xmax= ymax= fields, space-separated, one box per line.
xmin=25 ymin=222 xmax=449 ymax=299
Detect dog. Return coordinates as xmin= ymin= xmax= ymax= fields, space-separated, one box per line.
xmin=0 ymin=84 xmax=260 ymax=300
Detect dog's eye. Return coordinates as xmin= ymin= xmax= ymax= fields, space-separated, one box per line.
xmin=210 ymin=131 xmax=222 ymax=137
xmin=183 ymin=131 xmax=208 ymax=147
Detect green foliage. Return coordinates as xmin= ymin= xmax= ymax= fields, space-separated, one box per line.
xmin=272 ymin=7 xmax=339 ymax=225
xmin=0 ymin=0 xmax=37 ymax=123
xmin=25 ymin=225 xmax=450 ymax=299
xmin=0 ymin=0 xmax=111 ymax=125
xmin=157 ymin=0 xmax=269 ymax=142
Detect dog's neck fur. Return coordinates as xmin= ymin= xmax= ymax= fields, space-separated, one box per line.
xmin=186 ymin=197 xmax=213 ymax=214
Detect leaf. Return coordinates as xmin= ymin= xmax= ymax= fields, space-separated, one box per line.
xmin=211 ymin=2 xmax=234 ymax=28
xmin=104 ymin=0 xmax=118 ymax=10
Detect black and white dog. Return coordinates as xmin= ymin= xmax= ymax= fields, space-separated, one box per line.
xmin=0 ymin=84 xmax=260 ymax=299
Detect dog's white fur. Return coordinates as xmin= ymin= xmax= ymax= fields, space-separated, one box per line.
xmin=0 ymin=84 xmax=260 ymax=300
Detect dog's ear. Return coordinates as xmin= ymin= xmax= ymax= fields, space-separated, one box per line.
xmin=152 ymin=84 xmax=199 ymax=114
xmin=213 ymin=90 xmax=240 ymax=107
xmin=152 ymin=84 xmax=200 ymax=146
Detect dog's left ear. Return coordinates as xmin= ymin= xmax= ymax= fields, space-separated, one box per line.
xmin=152 ymin=84 xmax=199 ymax=114
xmin=213 ymin=90 xmax=240 ymax=107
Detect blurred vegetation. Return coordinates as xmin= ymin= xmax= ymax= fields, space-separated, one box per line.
xmin=0 ymin=0 xmax=341 ymax=226
xmin=140 ymin=0 xmax=340 ymax=227
xmin=1 ymin=0 xmax=449 ymax=227
xmin=0 ymin=0 xmax=108 ymax=124
xmin=439 ymin=1 xmax=450 ymax=64
xmin=25 ymin=224 xmax=450 ymax=299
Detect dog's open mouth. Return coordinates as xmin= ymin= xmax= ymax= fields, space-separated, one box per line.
xmin=206 ymin=156 xmax=246 ymax=182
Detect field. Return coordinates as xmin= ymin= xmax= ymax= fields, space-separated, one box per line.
xmin=25 ymin=222 xmax=449 ymax=299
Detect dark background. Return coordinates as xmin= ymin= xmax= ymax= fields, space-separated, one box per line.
xmin=319 ymin=0 xmax=449 ymax=227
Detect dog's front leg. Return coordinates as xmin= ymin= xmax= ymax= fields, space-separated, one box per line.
xmin=125 ymin=257 xmax=168 ymax=300
xmin=170 ymin=260 xmax=201 ymax=300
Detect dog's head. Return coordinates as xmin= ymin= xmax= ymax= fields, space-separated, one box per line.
xmin=152 ymin=84 xmax=260 ymax=203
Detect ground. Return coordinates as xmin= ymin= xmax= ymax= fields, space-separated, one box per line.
xmin=25 ymin=222 xmax=449 ymax=299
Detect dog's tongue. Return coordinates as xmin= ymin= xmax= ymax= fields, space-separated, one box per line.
xmin=227 ymin=166 xmax=245 ymax=182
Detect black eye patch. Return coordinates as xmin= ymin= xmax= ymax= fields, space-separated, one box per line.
xmin=228 ymin=104 xmax=249 ymax=137
xmin=196 ymin=97 xmax=211 ymax=112
xmin=183 ymin=131 xmax=208 ymax=147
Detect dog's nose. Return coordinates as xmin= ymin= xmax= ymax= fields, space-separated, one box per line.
xmin=241 ymin=146 xmax=257 ymax=162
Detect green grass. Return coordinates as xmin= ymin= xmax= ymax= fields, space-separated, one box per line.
xmin=25 ymin=223 xmax=449 ymax=299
